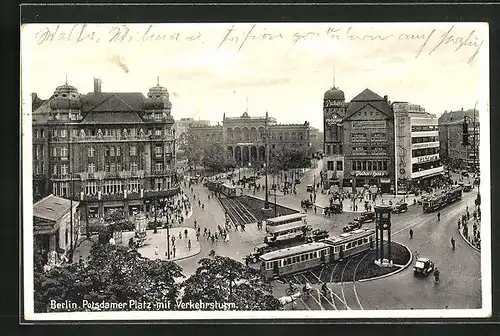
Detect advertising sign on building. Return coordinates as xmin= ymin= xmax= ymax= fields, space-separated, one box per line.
xmin=351 ymin=171 xmax=388 ymax=177
xmin=352 ymin=120 xmax=386 ymax=129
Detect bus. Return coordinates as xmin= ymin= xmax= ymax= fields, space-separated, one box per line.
xmin=264 ymin=213 xmax=308 ymax=245
xmin=258 ymin=228 xmax=375 ymax=279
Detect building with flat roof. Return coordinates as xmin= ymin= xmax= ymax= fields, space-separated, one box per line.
xmin=393 ymin=102 xmax=443 ymax=193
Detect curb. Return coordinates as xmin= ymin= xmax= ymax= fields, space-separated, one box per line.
xmin=169 ymin=246 xmax=202 ymax=262
xmin=356 ymin=242 xmax=413 ymax=283
xmin=458 ymin=227 xmax=480 ymax=253
xmin=246 ymin=194 xmax=301 ymax=214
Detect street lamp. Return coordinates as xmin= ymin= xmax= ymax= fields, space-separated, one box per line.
xmin=264 ymin=112 xmax=270 ymax=210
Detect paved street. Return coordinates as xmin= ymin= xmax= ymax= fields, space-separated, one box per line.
xmin=177 ymin=165 xmax=482 ymax=311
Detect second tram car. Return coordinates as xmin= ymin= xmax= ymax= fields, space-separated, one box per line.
xmin=258 ymin=228 xmax=375 ymax=279
xmin=422 ymin=186 xmax=463 ymax=213
xmin=204 ymin=180 xmax=237 ymax=198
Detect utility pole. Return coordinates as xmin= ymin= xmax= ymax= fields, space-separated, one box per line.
xmin=69 ymin=136 xmax=74 ymax=263
xmin=264 ymin=112 xmax=270 ymax=209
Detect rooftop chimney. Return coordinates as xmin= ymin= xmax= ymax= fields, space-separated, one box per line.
xmin=384 ymin=95 xmax=388 ymax=101
xmin=94 ymin=78 xmax=102 ymax=94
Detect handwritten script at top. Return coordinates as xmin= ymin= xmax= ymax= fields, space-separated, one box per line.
xmin=34 ymin=24 xmax=484 ymax=64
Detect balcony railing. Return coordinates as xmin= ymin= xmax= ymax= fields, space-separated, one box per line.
xmin=80 ymin=186 xmax=181 ymax=202
xmin=51 ymin=134 xmax=175 ymax=142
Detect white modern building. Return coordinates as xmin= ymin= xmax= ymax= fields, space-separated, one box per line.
xmin=393 ymin=102 xmax=443 ymax=194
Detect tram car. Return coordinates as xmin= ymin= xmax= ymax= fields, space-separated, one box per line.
xmin=422 ymin=186 xmax=463 ymax=213
xmin=257 ymin=228 xmax=375 ymax=279
xmin=204 ymin=180 xmax=237 ymax=198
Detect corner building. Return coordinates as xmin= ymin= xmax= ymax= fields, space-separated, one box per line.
xmin=393 ymin=102 xmax=443 ymax=193
xmin=32 ymin=78 xmax=179 ymax=221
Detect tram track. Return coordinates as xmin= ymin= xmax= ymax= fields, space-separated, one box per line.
xmin=219 ymin=197 xmax=256 ymax=226
xmin=339 ymin=258 xmax=353 ymax=310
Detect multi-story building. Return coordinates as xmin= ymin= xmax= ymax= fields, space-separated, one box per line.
xmin=174 ymin=117 xmax=211 ymax=159
xmin=342 ymin=89 xmax=395 ymax=193
xmin=393 ymin=102 xmax=443 ymax=193
xmin=32 ymin=78 xmax=179 ymax=221
xmin=309 ymin=127 xmax=323 ymax=157
xmin=439 ymin=109 xmax=480 ymax=171
xmin=321 ymin=87 xmax=347 ymax=189
xmin=188 ymin=111 xmax=311 ymax=168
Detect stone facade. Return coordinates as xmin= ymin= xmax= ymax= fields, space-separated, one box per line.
xmin=31 ymin=78 xmax=179 ymax=221
xmin=188 ymin=111 xmax=311 ymax=168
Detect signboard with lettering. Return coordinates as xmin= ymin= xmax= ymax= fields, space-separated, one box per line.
xmin=413 ymin=154 xmax=440 ymax=164
xmin=325 ymin=113 xmax=342 ymax=126
xmin=412 ymin=142 xmax=440 ymax=150
xmin=352 ymin=120 xmax=386 ymax=129
xmin=351 ymin=171 xmax=388 ymax=177
xmin=324 ymin=100 xmax=346 ymax=108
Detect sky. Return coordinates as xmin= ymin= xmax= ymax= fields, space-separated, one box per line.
xmin=21 ymin=22 xmax=489 ymax=130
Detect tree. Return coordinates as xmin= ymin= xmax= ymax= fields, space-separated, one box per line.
xmin=181 ymin=255 xmax=282 ymax=310
xmin=34 ymin=244 xmax=184 ymax=312
xmin=179 ymin=132 xmax=204 ymax=170
xmin=201 ymin=143 xmax=228 ymax=173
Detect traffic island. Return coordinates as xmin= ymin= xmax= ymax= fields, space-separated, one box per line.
xmin=330 ymin=241 xmax=412 ymax=283
xmin=132 ymin=227 xmax=201 ymax=262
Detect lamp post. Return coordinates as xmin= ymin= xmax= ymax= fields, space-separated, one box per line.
xmin=264 ymin=112 xmax=270 ymax=209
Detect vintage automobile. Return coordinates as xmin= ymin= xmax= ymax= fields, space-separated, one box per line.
xmin=306 ymin=185 xmax=314 ymax=192
xmin=343 ymin=221 xmax=362 ymax=232
xmin=306 ymin=229 xmax=330 ymax=242
xmin=463 ymin=184 xmax=472 ymax=192
xmin=413 ymin=257 xmax=435 ymax=276
xmin=392 ymin=202 xmax=408 ymax=214
xmin=295 ymin=179 xmax=301 ymax=184
xmin=354 ymin=211 xmax=375 ymax=224
xmin=301 ymin=199 xmax=314 ymax=208
xmin=461 ymin=170 xmax=469 ymax=177
xmin=326 ymin=202 xmax=343 ymax=214
xmin=244 ymin=243 xmax=273 ymax=263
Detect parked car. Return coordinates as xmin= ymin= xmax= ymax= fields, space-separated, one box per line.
xmin=392 ymin=202 xmax=408 ymax=214
xmin=326 ymin=202 xmax=343 ymax=214
xmin=461 ymin=170 xmax=469 ymax=177
xmin=413 ymin=257 xmax=435 ymax=276
xmin=244 ymin=243 xmax=273 ymax=263
xmin=295 ymin=179 xmax=301 ymax=184
xmin=343 ymin=221 xmax=362 ymax=232
xmin=307 ymin=229 xmax=329 ymax=242
xmin=306 ymin=185 xmax=314 ymax=192
xmin=463 ymin=184 xmax=472 ymax=192
xmin=354 ymin=211 xmax=375 ymax=224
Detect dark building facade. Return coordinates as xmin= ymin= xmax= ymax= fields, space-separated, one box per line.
xmin=439 ymin=109 xmax=480 ymax=171
xmin=342 ymin=89 xmax=395 ymax=193
xmin=32 ymin=78 xmax=179 ymax=221
xmin=321 ymin=88 xmax=395 ymax=193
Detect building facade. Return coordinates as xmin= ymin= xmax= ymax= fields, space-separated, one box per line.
xmin=322 ymin=87 xmax=347 ymax=189
xmin=438 ymin=109 xmax=480 ymax=171
xmin=33 ymin=194 xmax=81 ymax=257
xmin=188 ymin=111 xmax=311 ymax=168
xmin=393 ymin=102 xmax=443 ymax=193
xmin=32 ymin=78 xmax=179 ymax=221
xmin=342 ymin=89 xmax=395 ymax=193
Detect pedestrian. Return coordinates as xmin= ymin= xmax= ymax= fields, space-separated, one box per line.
xmin=211 ymin=235 xmax=215 ymax=244
xmin=196 ymin=232 xmax=200 ymax=241
xmin=179 ymin=231 xmax=182 ymax=240
xmin=184 ymin=228 xmax=188 ymax=238
xmin=458 ymin=219 xmax=461 ymax=230
xmin=451 ymin=237 xmax=455 ymax=250
xmin=314 ymin=206 xmax=317 ymax=214
xmin=409 ymin=228 xmax=413 ymax=239
xmin=155 ymin=245 xmax=159 ymax=257
xmin=437 ymin=212 xmax=441 ymax=221
xmin=194 ymin=220 xmax=197 ymax=230
xmin=214 ymin=232 xmax=218 ymax=241
xmin=173 ymin=245 xmax=176 ymax=258
xmin=78 ymin=256 xmax=83 ymax=267
xmin=172 ymin=235 xmax=176 ymax=245
xmin=202 ymin=204 xmax=205 ymax=210
xmin=188 ymin=239 xmax=191 ymax=250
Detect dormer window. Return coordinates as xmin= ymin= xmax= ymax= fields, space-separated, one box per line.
xmin=62 ymin=94 xmax=67 ymax=98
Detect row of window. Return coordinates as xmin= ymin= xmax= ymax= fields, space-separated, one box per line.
xmin=412 ymin=136 xmax=438 ymax=144
xmin=327 ymin=160 xmax=343 ymax=171
xmin=325 ymin=144 xmax=343 ymax=155
xmin=352 ymin=160 xmax=389 ymax=171
xmin=412 ymin=160 xmax=442 ymax=172
xmin=352 ymin=146 xmax=388 ymax=154
xmin=411 ymin=125 xmax=438 ymax=132
xmin=267 ymin=217 xmax=305 ymax=227
xmin=85 ymin=162 xmax=168 ymax=174
xmin=412 ymin=147 xmax=440 ymax=158
xmin=264 ymin=237 xmax=371 ymax=269
xmin=351 ymin=133 xmax=387 ymax=142
xmin=271 ymin=227 xmax=305 ymax=236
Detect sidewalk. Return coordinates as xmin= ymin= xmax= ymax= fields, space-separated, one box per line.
xmin=137 ymin=227 xmax=201 ymax=262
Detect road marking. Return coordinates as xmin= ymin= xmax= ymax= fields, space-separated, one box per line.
xmin=352 ymin=251 xmax=370 ymax=310
xmin=339 ymin=259 xmax=353 ymax=310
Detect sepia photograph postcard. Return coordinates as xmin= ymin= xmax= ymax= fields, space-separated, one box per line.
xmin=21 ymin=21 xmax=490 ymax=321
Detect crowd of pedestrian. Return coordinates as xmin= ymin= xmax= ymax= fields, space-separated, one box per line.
xmin=458 ymin=204 xmax=481 ymax=250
